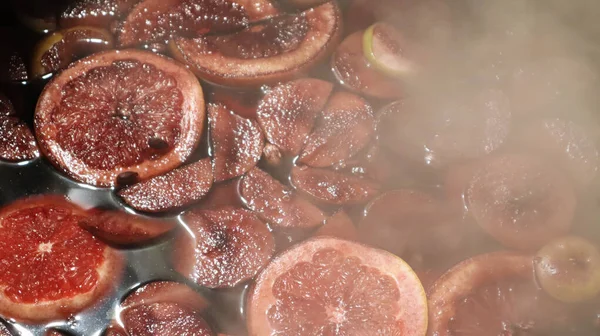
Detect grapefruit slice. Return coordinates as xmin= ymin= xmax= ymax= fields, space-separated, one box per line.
xmin=35 ymin=49 xmax=205 ymax=187
xmin=247 ymin=237 xmax=428 ymax=336
xmin=0 ymin=195 xmax=122 ymax=322
xmin=118 ymin=158 xmax=213 ymax=213
xmin=208 ymin=102 xmax=264 ymax=182
xmin=170 ymin=2 xmax=342 ymax=87
xmin=314 ymin=209 xmax=358 ymax=241
xmin=59 ymin=0 xmax=140 ymax=29
xmin=172 ymin=207 xmax=275 ymax=288
xmin=119 ymin=0 xmax=279 ymax=47
xmin=465 ymin=154 xmax=576 ymax=251
xmin=363 ymin=22 xmax=417 ymax=78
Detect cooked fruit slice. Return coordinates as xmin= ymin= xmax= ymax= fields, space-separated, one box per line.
xmin=120 ymin=0 xmax=279 ymax=47
xmin=363 ymin=22 xmax=416 ymax=77
xmin=79 ymin=209 xmax=176 ymax=246
xmin=0 ymin=115 xmax=40 ymax=162
xmin=173 ymin=207 xmax=275 ymax=288
xmin=332 ymin=31 xmax=403 ymax=99
xmin=257 ymin=78 xmax=333 ymax=155
xmin=118 ymin=158 xmax=213 ymax=213
xmin=35 ymin=49 xmax=205 ymax=187
xmin=31 ymin=26 xmax=115 ymax=78
xmin=0 ymin=195 xmax=122 ymax=322
xmin=208 ymin=103 xmax=264 ymax=182
xmin=170 ymin=2 xmax=342 ymax=87
xmin=247 ymin=237 xmax=428 ymax=336
xmin=314 ymin=209 xmax=358 ymax=241
xmin=428 ymin=252 xmax=569 ymax=336
xmin=514 ymin=118 xmax=599 ymax=189
xmin=121 ymin=303 xmax=214 ymax=335
xmin=465 ymin=154 xmax=576 ymax=251
xmin=120 ymin=281 xmax=209 ymax=313
xmin=358 ymin=189 xmax=464 ymax=262
xmin=378 ymin=89 xmax=511 ymax=167
xmin=240 ymin=167 xmax=325 ymax=230
xmin=290 ymin=165 xmax=380 ymax=205
xmin=299 ymin=91 xmax=374 ymax=167
xmin=535 ymin=236 xmax=600 ymax=303
xmin=208 ymin=87 xmax=262 ymax=120
xmin=59 ymin=0 xmax=140 ymax=29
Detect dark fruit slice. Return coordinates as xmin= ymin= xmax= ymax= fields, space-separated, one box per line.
xmin=0 ymin=195 xmax=122 ymax=322
xmin=358 ymin=189 xmax=464 ymax=262
xmin=332 ymin=31 xmax=403 ymax=99
xmin=240 ymin=167 xmax=325 ymax=230
xmin=121 ymin=303 xmax=214 ymax=336
xmin=257 ymin=78 xmax=333 ymax=155
xmin=119 ymin=0 xmax=279 ymax=47
xmin=120 ymin=281 xmax=209 ymax=313
xmin=247 ymin=237 xmax=428 ymax=336
xmin=465 ymin=154 xmax=576 ymax=251
xmin=0 ymin=115 xmax=40 ymax=162
xmin=290 ymin=165 xmax=380 ymax=205
xmin=79 ymin=209 xmax=176 ymax=246
xmin=59 ymin=0 xmax=140 ymax=29
xmin=31 ymin=26 xmax=115 ymax=78
xmin=534 ymin=236 xmax=600 ymax=303
xmin=170 ymin=2 xmax=342 ymax=87
xmin=208 ymin=103 xmax=264 ymax=182
xmin=35 ymin=49 xmax=205 ymax=187
xmin=363 ymin=22 xmax=417 ymax=78
xmin=314 ymin=209 xmax=358 ymax=241
xmin=514 ymin=118 xmax=599 ymax=189
xmin=118 ymin=158 xmax=213 ymax=213
xmin=378 ymin=89 xmax=512 ymax=167
xmin=208 ymin=87 xmax=262 ymax=120
xmin=428 ymin=252 xmax=569 ymax=336
xmin=172 ymin=207 xmax=275 ymax=288
xmin=299 ymin=91 xmax=374 ymax=167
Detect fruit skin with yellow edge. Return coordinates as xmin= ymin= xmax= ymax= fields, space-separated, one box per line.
xmin=363 ymin=22 xmax=416 ymax=78
xmin=535 ymin=236 xmax=600 ymax=303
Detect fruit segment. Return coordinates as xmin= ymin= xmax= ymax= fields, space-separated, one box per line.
xmin=172 ymin=207 xmax=275 ymax=288
xmin=118 ymin=158 xmax=214 ymax=213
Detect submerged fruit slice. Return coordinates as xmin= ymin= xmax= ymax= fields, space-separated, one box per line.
xmin=247 ymin=237 xmax=428 ymax=336
xmin=171 ymin=2 xmax=342 ymax=87
xmin=290 ymin=165 xmax=380 ymax=205
xmin=0 ymin=195 xmax=122 ymax=322
xmin=118 ymin=158 xmax=213 ymax=213
xmin=299 ymin=91 xmax=374 ymax=167
xmin=119 ymin=0 xmax=279 ymax=47
xmin=121 ymin=281 xmax=209 ymax=313
xmin=31 ymin=26 xmax=115 ymax=78
xmin=465 ymin=155 xmax=576 ymax=251
xmin=240 ymin=167 xmax=325 ymax=230
xmin=35 ymin=49 xmax=205 ymax=187
xmin=59 ymin=0 xmax=140 ymax=29
xmin=173 ymin=207 xmax=275 ymax=288
xmin=363 ymin=22 xmax=416 ymax=77
xmin=428 ymin=252 xmax=568 ymax=336
xmin=314 ymin=209 xmax=358 ymax=241
xmin=535 ymin=236 xmax=600 ymax=303
xmin=208 ymin=103 xmax=264 ymax=182
xmin=79 ymin=209 xmax=176 ymax=246
xmin=257 ymin=78 xmax=333 ymax=155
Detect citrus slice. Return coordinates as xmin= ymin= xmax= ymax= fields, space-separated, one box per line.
xmin=0 ymin=195 xmax=122 ymax=322
xmin=0 ymin=106 xmax=40 ymax=162
xmin=59 ymin=0 xmax=140 ymax=29
xmin=247 ymin=237 xmax=428 ymax=336
xmin=170 ymin=2 xmax=342 ymax=87
xmin=35 ymin=49 xmax=205 ymax=187
xmin=363 ymin=22 xmax=416 ymax=78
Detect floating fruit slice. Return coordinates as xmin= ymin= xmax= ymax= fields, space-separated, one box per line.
xmin=363 ymin=22 xmax=416 ymax=77
xmin=121 ymin=303 xmax=214 ymax=335
xmin=31 ymin=26 xmax=115 ymax=78
xmin=332 ymin=31 xmax=403 ymax=99
xmin=120 ymin=281 xmax=209 ymax=313
xmin=208 ymin=103 xmax=264 ymax=182
xmin=35 ymin=49 xmax=205 ymax=187
xmin=170 ymin=2 xmax=342 ymax=87
xmin=535 ymin=236 xmax=600 ymax=303
xmin=290 ymin=165 xmax=380 ymax=205
xmin=120 ymin=0 xmax=279 ymax=47
xmin=299 ymin=91 xmax=374 ymax=167
xmin=0 ymin=115 xmax=40 ymax=162
xmin=118 ymin=158 xmax=213 ymax=213
xmin=247 ymin=237 xmax=428 ymax=336
xmin=79 ymin=209 xmax=176 ymax=246
xmin=378 ymin=89 xmax=511 ymax=167
xmin=173 ymin=207 xmax=275 ymax=288
xmin=208 ymin=87 xmax=262 ymax=120
xmin=257 ymin=78 xmax=333 ymax=155
xmin=59 ymin=0 xmax=140 ymax=29
xmin=465 ymin=154 xmax=576 ymax=251
xmin=314 ymin=209 xmax=358 ymax=241
xmin=240 ymin=167 xmax=325 ymax=230
xmin=428 ymin=252 xmax=569 ymax=336
xmin=0 ymin=195 xmax=122 ymax=322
